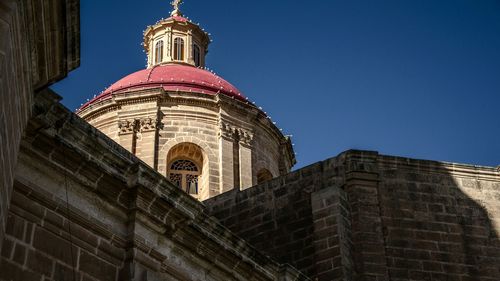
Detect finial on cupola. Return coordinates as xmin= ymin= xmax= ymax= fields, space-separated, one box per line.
xmin=170 ymin=0 xmax=183 ymax=16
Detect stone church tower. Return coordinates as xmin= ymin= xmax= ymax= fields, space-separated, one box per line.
xmin=77 ymin=3 xmax=295 ymax=200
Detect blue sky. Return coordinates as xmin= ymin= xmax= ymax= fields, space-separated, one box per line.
xmin=52 ymin=0 xmax=500 ymax=169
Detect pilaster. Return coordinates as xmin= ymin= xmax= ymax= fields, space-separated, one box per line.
xmin=118 ymin=119 xmax=138 ymax=153
xmin=187 ymin=29 xmax=193 ymax=64
xmin=343 ymin=151 xmax=389 ymax=281
xmin=219 ymin=122 xmax=236 ymax=192
xmin=166 ymin=27 xmax=172 ymax=60
xmin=311 ymin=187 xmax=353 ymax=281
xmin=238 ymin=129 xmax=254 ymax=190
xmin=135 ymin=117 xmax=160 ymax=168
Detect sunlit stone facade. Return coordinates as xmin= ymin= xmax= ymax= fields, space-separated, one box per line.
xmin=77 ymin=6 xmax=295 ymax=200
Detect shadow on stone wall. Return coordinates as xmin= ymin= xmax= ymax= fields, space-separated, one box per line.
xmin=377 ymin=157 xmax=500 ymax=280
xmin=204 ymin=150 xmax=500 ymax=281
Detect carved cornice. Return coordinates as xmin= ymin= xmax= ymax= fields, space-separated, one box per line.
xmin=79 ymin=102 xmax=119 ymax=122
xmin=160 ymin=93 xmax=218 ymax=109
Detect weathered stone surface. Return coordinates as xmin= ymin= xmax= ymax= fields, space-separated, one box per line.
xmin=0 ymin=0 xmax=80 ymax=252
xmin=1 ymin=2 xmax=498 ymax=280
xmin=205 ymin=150 xmax=500 ymax=281
xmin=79 ymin=250 xmax=116 ymax=281
xmin=0 ymin=90 xmax=308 ymax=281
xmin=78 ymin=89 xmax=296 ymax=201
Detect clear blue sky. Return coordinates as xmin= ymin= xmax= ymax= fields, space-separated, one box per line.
xmin=52 ymin=0 xmax=500 ymax=169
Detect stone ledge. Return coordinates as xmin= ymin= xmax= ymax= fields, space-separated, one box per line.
xmin=24 ymin=88 xmax=309 ymax=281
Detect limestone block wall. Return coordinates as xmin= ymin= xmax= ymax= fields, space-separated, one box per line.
xmin=0 ymin=0 xmax=79 ymax=252
xmin=376 ymin=156 xmax=500 ymax=281
xmin=205 ymin=162 xmax=336 ymax=277
xmin=80 ymin=91 xmax=294 ymax=200
xmin=84 ymin=109 xmax=120 ymax=144
xmin=251 ymin=124 xmax=282 ymax=181
xmin=0 ymin=0 xmax=32 ymax=254
xmin=204 ymin=150 xmax=500 ymax=281
xmin=158 ymin=99 xmax=221 ymax=199
xmin=0 ymin=90 xmax=308 ymax=281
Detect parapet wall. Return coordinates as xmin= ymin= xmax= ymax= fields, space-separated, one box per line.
xmin=204 ymin=150 xmax=500 ymax=281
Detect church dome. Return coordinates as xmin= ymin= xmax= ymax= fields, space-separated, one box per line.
xmin=79 ymin=64 xmax=245 ymax=111
xmin=76 ymin=1 xmax=296 ymax=200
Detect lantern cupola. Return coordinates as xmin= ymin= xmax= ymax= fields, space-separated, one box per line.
xmin=143 ymin=0 xmax=210 ymax=68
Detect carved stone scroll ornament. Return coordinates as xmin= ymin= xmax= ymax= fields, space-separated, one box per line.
xmin=140 ymin=117 xmax=159 ymax=132
xmin=219 ymin=122 xmax=254 ymax=145
xmin=238 ymin=128 xmax=254 ymax=146
xmin=219 ymin=122 xmax=236 ymax=139
xmin=118 ymin=119 xmax=137 ymax=135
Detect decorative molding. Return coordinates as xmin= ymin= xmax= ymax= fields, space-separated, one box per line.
xmin=238 ymin=128 xmax=254 ymax=147
xmin=219 ymin=122 xmax=236 ymax=139
xmin=119 ymin=117 xmax=161 ymax=134
xmin=219 ymin=121 xmax=253 ymax=146
xmin=118 ymin=119 xmax=137 ymax=135
xmin=140 ymin=117 xmax=160 ymax=132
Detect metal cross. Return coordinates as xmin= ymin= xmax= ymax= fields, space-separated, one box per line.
xmin=171 ymin=0 xmax=183 ymax=11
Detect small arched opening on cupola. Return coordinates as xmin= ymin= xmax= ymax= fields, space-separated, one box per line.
xmin=173 ymin=37 xmax=185 ymax=61
xmin=142 ymin=1 xmax=210 ymax=68
xmin=166 ymin=142 xmax=208 ymax=198
xmin=155 ymin=40 xmax=164 ymax=64
xmin=193 ymin=44 xmax=201 ymax=67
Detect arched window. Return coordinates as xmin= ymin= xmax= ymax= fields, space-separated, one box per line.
xmin=193 ymin=44 xmax=201 ymax=67
xmin=257 ymin=169 xmax=273 ymax=184
xmin=155 ymin=40 xmax=164 ymax=64
xmin=169 ymin=159 xmax=199 ymax=194
xmin=173 ymin=38 xmax=184 ymax=61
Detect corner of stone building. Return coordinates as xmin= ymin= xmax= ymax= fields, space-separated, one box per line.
xmin=310 ymin=185 xmax=353 ymax=280
xmin=0 ymin=0 xmax=80 ymax=253
xmin=204 ymin=149 xmax=387 ymax=280
xmin=308 ymin=149 xmax=390 ymax=280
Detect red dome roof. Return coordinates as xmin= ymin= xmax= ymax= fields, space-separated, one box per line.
xmin=169 ymin=15 xmax=188 ymax=22
xmin=78 ymin=64 xmax=246 ymax=111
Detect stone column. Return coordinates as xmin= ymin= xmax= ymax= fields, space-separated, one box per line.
xmin=219 ymin=122 xmax=235 ymax=193
xmin=118 ymin=119 xmax=137 ymax=154
xmin=135 ymin=117 xmax=159 ymax=169
xmin=238 ymin=129 xmax=254 ymax=190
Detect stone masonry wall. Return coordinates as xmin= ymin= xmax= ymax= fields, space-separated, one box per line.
xmin=311 ymin=186 xmax=354 ymax=280
xmin=0 ymin=0 xmax=79 ymax=252
xmin=82 ymin=91 xmax=294 ymax=200
xmin=1 ymin=179 xmax=125 ymax=281
xmin=204 ymin=150 xmax=500 ymax=281
xmin=204 ymin=157 xmax=347 ymax=278
xmin=251 ymin=124 xmax=281 ymax=179
xmin=377 ymin=156 xmax=500 ymax=281
xmin=0 ymin=90 xmax=308 ymax=281
xmin=0 ymin=0 xmax=32 ymax=253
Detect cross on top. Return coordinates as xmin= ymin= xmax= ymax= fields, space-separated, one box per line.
xmin=171 ymin=0 xmax=183 ymax=12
